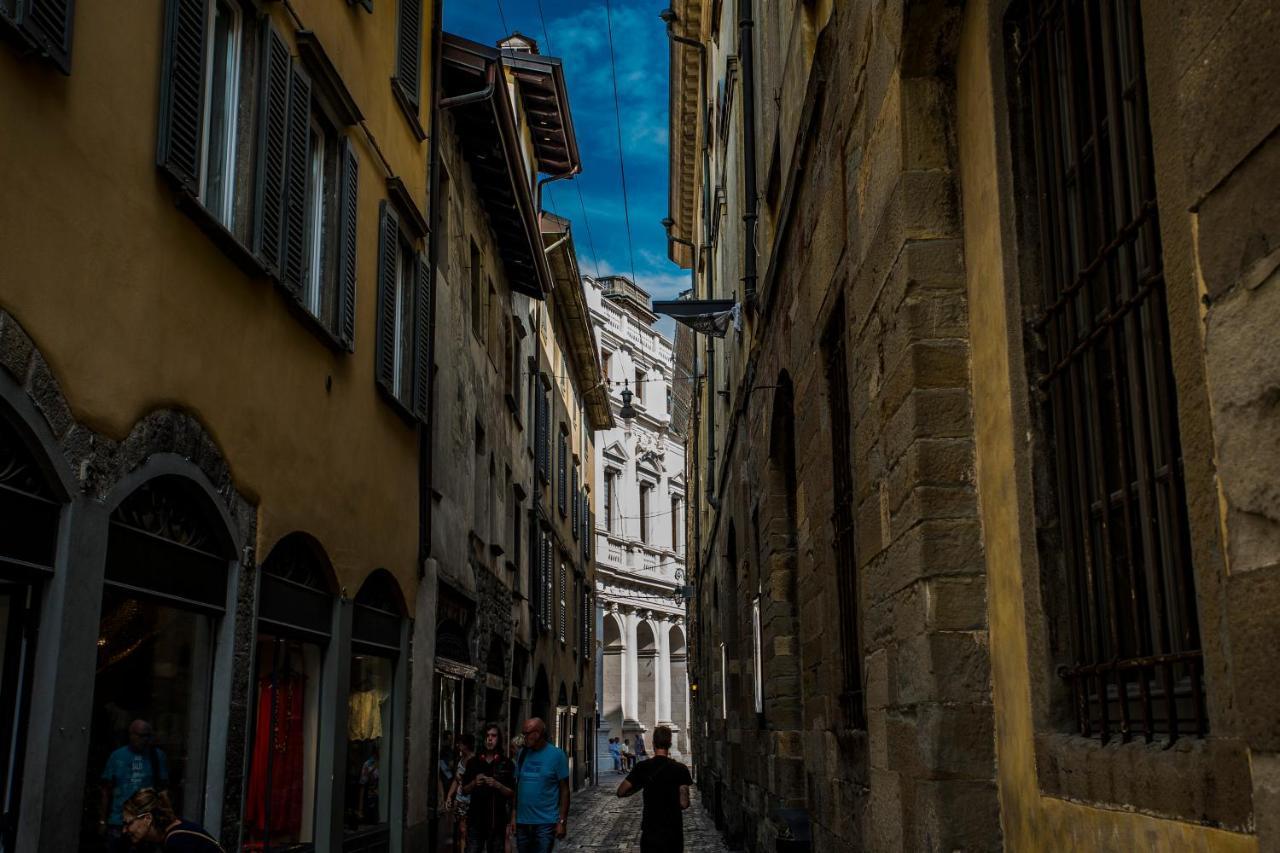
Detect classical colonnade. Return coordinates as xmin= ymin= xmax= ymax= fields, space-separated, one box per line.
xmin=599 ymin=605 xmax=690 ymax=759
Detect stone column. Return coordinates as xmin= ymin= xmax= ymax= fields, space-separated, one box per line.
xmin=657 ymin=615 xmax=673 ymax=725
xmin=623 ymin=608 xmax=640 ymax=726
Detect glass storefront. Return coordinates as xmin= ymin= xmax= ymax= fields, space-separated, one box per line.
xmin=247 ymin=533 xmax=336 ymax=852
xmin=81 ymin=476 xmax=231 ymax=852
xmin=345 ymin=653 xmax=393 ymax=833
xmin=244 ymin=635 xmax=323 ymax=850
xmin=0 ymin=411 xmax=60 ymax=853
xmin=84 ymin=590 xmax=216 ymax=849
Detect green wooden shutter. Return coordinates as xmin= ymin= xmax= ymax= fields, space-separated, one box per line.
xmin=412 ymin=252 xmax=431 ymax=420
xmin=394 ymin=0 xmax=421 ymax=108
xmin=253 ymin=22 xmax=290 ymax=278
xmin=335 ymin=138 xmax=359 ymax=351
xmin=156 ymin=0 xmax=208 ymax=193
xmin=16 ymin=0 xmax=75 ymax=73
xmin=375 ymin=201 xmax=400 ymax=394
xmin=280 ymin=63 xmax=312 ymax=296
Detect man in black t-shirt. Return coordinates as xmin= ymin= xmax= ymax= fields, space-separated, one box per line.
xmin=616 ymin=725 xmax=693 ymax=853
xmin=461 ymin=724 xmax=517 ymax=853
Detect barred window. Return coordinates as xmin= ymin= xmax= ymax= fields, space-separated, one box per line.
xmin=1012 ymin=0 xmax=1202 ymax=742
xmin=822 ymin=302 xmax=863 ymax=727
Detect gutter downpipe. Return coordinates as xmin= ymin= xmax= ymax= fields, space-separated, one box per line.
xmin=738 ymin=0 xmax=758 ymax=306
xmin=422 ymin=0 xmax=445 ymax=572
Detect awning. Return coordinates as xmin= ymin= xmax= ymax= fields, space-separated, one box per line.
xmin=652 ymin=299 xmax=739 ymax=337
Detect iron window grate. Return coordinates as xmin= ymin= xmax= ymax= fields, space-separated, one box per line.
xmin=1013 ymin=0 xmax=1203 ymax=743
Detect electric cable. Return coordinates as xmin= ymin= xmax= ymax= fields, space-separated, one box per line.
xmin=602 ymin=0 xmax=639 ymax=289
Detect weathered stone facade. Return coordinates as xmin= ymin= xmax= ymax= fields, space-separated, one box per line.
xmin=670 ymin=0 xmax=1279 ymax=851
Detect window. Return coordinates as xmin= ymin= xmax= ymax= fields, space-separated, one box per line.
xmin=557 ymin=430 xmax=568 ymax=517
xmin=601 ymin=350 xmax=612 ymax=384
xmin=666 ymin=387 xmax=672 ymax=415
xmin=157 ymin=0 xmax=246 ymax=227
xmin=1012 ymin=0 xmax=1200 ymax=742
xmin=558 ymin=562 xmax=567 ymax=644
xmin=200 ymin=0 xmax=242 ymax=225
xmin=393 ymin=0 xmax=423 ymax=121
xmin=246 ymin=536 xmax=336 ymax=848
xmin=86 ymin=478 xmax=235 ymax=841
xmin=639 ymin=484 xmax=650 ymax=544
xmin=604 ymin=473 xmax=615 ymax=534
xmin=672 ymin=495 xmax=682 ymax=554
xmin=535 ymin=376 xmax=550 ymax=482
xmin=634 ymin=367 xmax=645 ymax=405
xmin=571 ymin=466 xmax=580 ymax=540
xmin=719 ymin=642 xmax=727 ymax=720
xmin=376 ymin=201 xmax=428 ymax=419
xmin=752 ymin=596 xmax=764 ymax=716
xmin=2 ymin=0 xmax=75 ymax=72
xmin=470 ymin=242 xmax=483 ymax=340
xmin=823 ymin=303 xmax=863 ymax=727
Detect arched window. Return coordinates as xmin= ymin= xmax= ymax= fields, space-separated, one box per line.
xmin=90 ymin=475 xmax=236 ymax=838
xmin=244 ymin=533 xmax=337 ymax=849
xmin=0 ymin=408 xmax=65 ymax=852
xmin=346 ymin=570 xmax=406 ymax=841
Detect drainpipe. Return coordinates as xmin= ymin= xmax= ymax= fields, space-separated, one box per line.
xmin=421 ymin=0 xmax=445 ymax=571
xmin=738 ymin=0 xmax=758 ymax=305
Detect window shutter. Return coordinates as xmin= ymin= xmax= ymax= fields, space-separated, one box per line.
xmin=156 ymin=0 xmax=208 ymax=193
xmin=253 ymin=22 xmax=290 ymax=278
xmin=375 ymin=201 xmax=400 ymax=394
xmin=280 ymin=63 xmax=312 ymax=296
xmin=348 ymin=0 xmax=372 ymax=11
xmin=544 ymin=538 xmax=553 ymax=629
xmin=558 ymin=434 xmax=567 ymax=515
xmin=412 ymin=252 xmax=432 ymax=421
xmin=16 ymin=0 xmax=75 ymax=73
xmin=335 ymin=138 xmax=359 ymax=350
xmin=394 ymin=0 xmax=422 ymax=108
xmin=572 ymin=469 xmax=579 ymax=539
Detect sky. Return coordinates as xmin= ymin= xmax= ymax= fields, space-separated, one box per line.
xmin=444 ymin=0 xmax=688 ymax=336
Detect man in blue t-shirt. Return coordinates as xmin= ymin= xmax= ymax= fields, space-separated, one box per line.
xmin=99 ymin=719 xmax=169 ymax=852
xmin=510 ymin=718 xmax=570 ymax=852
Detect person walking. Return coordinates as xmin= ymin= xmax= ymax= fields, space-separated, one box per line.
xmin=446 ymin=734 xmax=477 ymax=846
xmin=462 ymin=724 xmax=516 ymax=853
xmin=120 ymin=788 xmax=223 ymax=852
xmin=620 ymin=738 xmax=633 ymax=772
xmin=616 ymin=726 xmax=693 ymax=853
xmin=633 ymin=731 xmax=648 ymax=763
xmin=99 ymin=719 xmax=169 ymax=852
xmin=509 ymin=717 xmax=569 ymax=852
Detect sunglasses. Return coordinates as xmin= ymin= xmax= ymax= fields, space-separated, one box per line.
xmin=122 ymin=812 xmax=151 ymax=829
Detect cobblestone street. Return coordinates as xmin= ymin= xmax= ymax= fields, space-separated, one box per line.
xmin=557 ymin=771 xmax=729 ymax=852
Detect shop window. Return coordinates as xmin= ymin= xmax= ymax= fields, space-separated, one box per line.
xmin=84 ymin=476 xmax=234 ymax=850
xmin=345 ymin=571 xmax=404 ymax=843
xmin=0 ymin=412 xmax=63 ymax=852
xmin=244 ymin=533 xmax=336 ymax=850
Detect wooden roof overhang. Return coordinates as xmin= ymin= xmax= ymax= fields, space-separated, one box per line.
xmin=442 ymin=34 xmax=553 ymax=299
xmin=501 ymin=50 xmax=581 ymax=178
xmin=667 ymin=0 xmax=702 ymax=268
xmin=542 ymin=212 xmax=614 ymax=431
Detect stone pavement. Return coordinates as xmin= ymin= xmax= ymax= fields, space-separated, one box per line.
xmin=557 ymin=770 xmax=730 ymax=852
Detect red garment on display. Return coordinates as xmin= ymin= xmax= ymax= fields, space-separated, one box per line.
xmin=245 ymin=669 xmax=307 ymax=839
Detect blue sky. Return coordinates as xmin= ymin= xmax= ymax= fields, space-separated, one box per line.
xmin=444 ymin=0 xmax=688 ymax=334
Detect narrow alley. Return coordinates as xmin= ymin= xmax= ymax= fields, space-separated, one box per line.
xmin=557 ymin=773 xmax=729 ymax=853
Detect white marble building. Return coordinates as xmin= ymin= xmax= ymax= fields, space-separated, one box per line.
xmin=586 ymin=275 xmax=690 ymax=768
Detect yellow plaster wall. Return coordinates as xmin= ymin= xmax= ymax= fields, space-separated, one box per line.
xmin=955 ymin=1 xmax=1255 ymax=850
xmin=0 ymin=0 xmax=433 ymax=598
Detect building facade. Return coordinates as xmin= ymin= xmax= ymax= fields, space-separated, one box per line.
xmin=0 ymin=1 xmax=434 ymax=850
xmin=586 ymin=275 xmax=690 ymax=769
xmin=668 ymin=0 xmax=1280 ymax=851
xmin=424 ymin=31 xmax=608 ymax=851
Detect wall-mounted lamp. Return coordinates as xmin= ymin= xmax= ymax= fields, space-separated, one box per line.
xmin=619 ymin=381 xmax=638 ymax=421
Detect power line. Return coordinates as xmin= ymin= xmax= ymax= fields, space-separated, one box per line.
xmin=602 ymin=0 xmax=639 ymax=289
xmin=494 ymin=0 xmax=510 ymax=35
